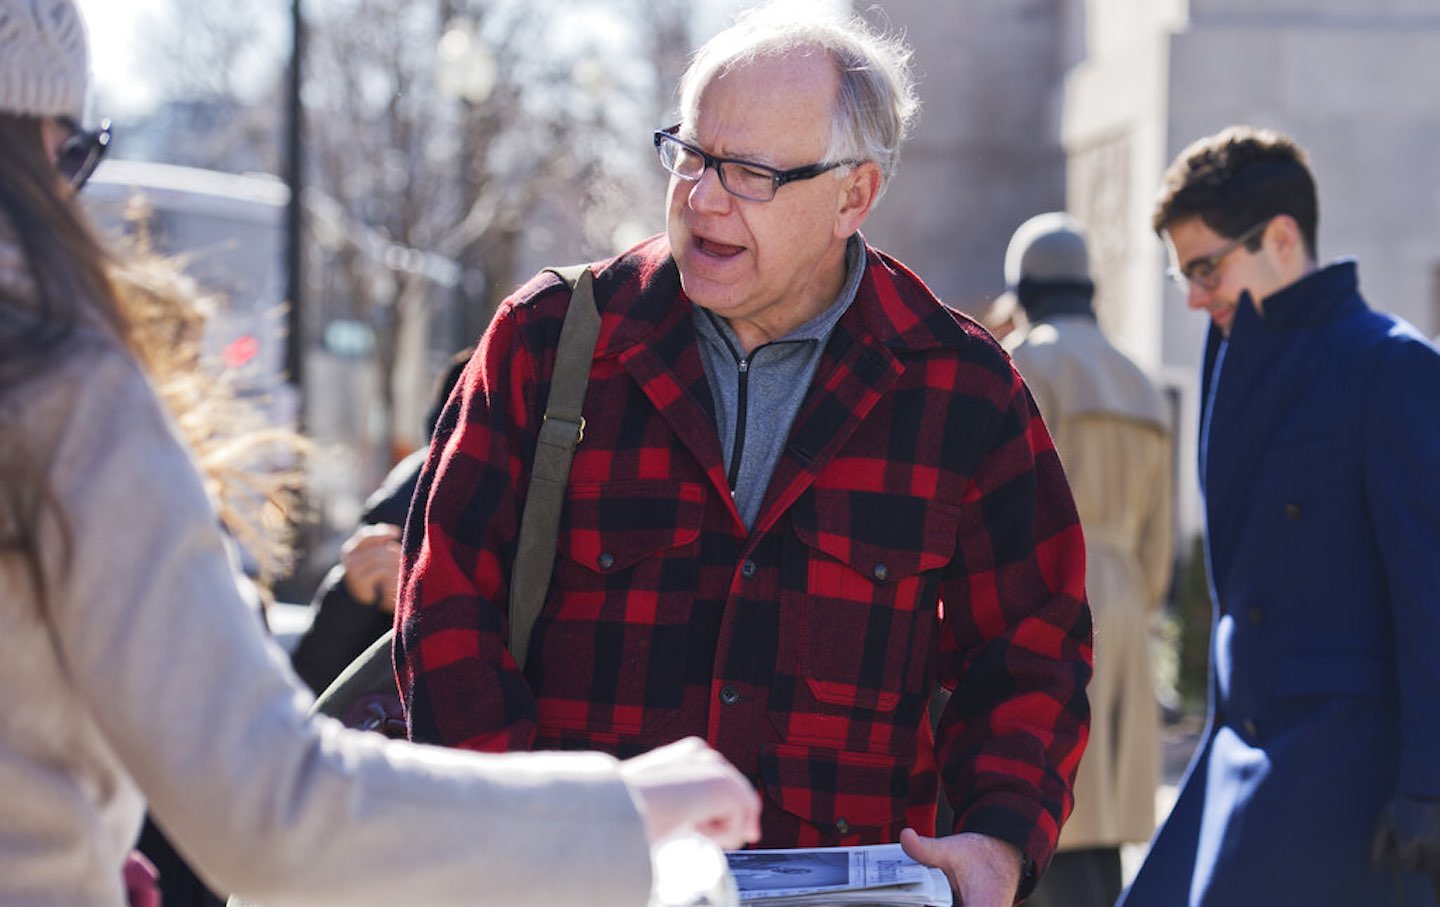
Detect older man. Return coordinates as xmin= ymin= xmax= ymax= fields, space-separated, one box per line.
xmin=396 ymin=5 xmax=1092 ymax=904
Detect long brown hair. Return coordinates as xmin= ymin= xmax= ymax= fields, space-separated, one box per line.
xmin=0 ymin=113 xmax=306 ymax=607
xmin=0 ymin=114 xmax=121 ymax=603
xmin=0 ymin=115 xmax=122 ymax=364
xmin=109 ymin=244 xmax=309 ymax=589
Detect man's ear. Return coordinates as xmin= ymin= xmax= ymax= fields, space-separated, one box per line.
xmin=1261 ymin=214 xmax=1315 ymax=280
xmin=1265 ymin=215 xmax=1303 ymax=262
xmin=835 ymin=161 xmax=883 ymax=238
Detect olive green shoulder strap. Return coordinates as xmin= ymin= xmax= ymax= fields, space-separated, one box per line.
xmin=310 ymin=264 xmax=598 ymax=728
xmin=511 ymin=265 xmax=598 ymax=668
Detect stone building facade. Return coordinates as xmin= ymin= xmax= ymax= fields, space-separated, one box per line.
xmin=858 ymin=0 xmax=1440 ymax=543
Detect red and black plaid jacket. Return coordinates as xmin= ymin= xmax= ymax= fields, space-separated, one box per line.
xmin=396 ymin=235 xmax=1091 ymax=879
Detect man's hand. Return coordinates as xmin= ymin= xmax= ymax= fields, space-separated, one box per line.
xmin=1373 ymin=795 xmax=1440 ymax=875
xmin=900 ymin=827 xmax=1023 ymax=907
xmin=339 ymin=523 xmax=403 ymax=611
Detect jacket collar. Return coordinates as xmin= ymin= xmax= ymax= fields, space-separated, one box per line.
xmin=591 ymin=234 xmax=974 ymax=359
xmin=1230 ymin=258 xmax=1363 ymax=337
xmin=853 ymin=243 xmax=979 ymax=352
xmin=1203 ymin=259 xmax=1366 ymax=392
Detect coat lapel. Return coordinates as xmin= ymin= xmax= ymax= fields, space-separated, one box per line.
xmin=1198 ymin=264 xmax=1366 ymax=599
xmin=751 ymin=314 xmax=904 ymax=536
xmin=604 ymin=252 xmax=738 ymax=525
xmin=600 ymin=239 xmax=951 ymax=538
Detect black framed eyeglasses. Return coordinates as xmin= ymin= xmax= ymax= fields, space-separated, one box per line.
xmin=653 ymin=124 xmax=858 ymax=203
xmin=56 ymin=117 xmax=112 ymax=191
xmin=1167 ymin=217 xmax=1270 ymax=292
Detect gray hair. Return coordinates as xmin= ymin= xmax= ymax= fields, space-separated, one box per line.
xmin=677 ymin=2 xmax=919 ymax=201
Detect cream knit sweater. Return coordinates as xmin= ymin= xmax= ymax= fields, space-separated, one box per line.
xmin=0 ymin=320 xmax=652 ymax=906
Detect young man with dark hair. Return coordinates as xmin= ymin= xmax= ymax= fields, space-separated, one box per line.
xmin=1119 ymin=124 xmax=1440 ymax=906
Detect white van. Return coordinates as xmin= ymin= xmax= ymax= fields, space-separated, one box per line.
xmin=82 ymin=159 xmax=294 ymax=420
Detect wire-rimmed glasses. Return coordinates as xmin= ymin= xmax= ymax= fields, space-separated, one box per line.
xmin=1166 ymin=218 xmax=1271 ymax=291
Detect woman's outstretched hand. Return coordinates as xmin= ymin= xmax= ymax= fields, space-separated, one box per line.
xmin=620 ymin=737 xmax=762 ymax=851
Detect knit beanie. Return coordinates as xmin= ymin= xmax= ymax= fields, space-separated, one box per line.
xmin=1005 ymin=212 xmax=1091 ymax=290
xmin=1004 ymin=211 xmax=1096 ymax=322
xmin=0 ymin=0 xmax=90 ymax=122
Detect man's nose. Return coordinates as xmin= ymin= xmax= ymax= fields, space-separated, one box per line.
xmin=687 ymin=166 xmax=733 ymax=213
xmin=1186 ymin=282 xmax=1212 ymax=311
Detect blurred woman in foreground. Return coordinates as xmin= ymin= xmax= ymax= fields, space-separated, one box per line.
xmin=0 ymin=2 xmax=760 ymax=905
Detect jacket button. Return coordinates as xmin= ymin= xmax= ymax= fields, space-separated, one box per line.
xmin=597 ymin=552 xmax=615 ymax=570
xmin=1248 ymin=607 xmax=1264 ymax=624
xmin=1243 ymin=719 xmax=1259 ymax=739
xmin=872 ymin=563 xmax=889 ymax=581
xmin=741 ymin=559 xmax=757 ymax=578
xmin=719 ymin=685 xmax=741 ymax=706
xmin=833 ymin=818 xmax=851 ymax=835
xmin=1283 ymin=502 xmax=1303 ymax=520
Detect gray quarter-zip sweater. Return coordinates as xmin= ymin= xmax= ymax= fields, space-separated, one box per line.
xmin=692 ymin=236 xmax=865 ymax=529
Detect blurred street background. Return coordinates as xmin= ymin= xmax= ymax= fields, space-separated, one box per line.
xmin=74 ymin=0 xmax=1438 ymax=869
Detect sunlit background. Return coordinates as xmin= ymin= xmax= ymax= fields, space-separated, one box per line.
xmin=60 ymin=5 xmax=1440 ymax=717
xmin=66 ymin=0 xmax=856 ymax=594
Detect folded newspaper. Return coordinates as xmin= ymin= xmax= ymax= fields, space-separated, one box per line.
xmin=726 ymin=844 xmax=952 ymax=907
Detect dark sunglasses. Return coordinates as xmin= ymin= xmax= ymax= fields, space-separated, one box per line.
xmin=56 ymin=117 xmax=112 ymax=190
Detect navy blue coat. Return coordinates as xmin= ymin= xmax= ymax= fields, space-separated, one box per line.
xmin=1120 ymin=262 xmax=1440 ymax=906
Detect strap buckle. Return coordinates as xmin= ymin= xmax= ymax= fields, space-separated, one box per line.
xmin=542 ymin=413 xmax=586 ymax=446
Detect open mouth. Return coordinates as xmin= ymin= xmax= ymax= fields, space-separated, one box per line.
xmin=697 ymin=236 xmax=745 ymax=258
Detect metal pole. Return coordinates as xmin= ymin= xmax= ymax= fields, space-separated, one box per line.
xmin=284 ymin=0 xmax=306 ymax=429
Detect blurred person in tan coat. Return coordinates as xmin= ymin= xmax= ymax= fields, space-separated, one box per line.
xmin=1000 ymin=213 xmax=1173 ymax=907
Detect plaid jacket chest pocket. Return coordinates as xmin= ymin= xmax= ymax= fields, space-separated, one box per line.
xmin=538 ymin=479 xmax=706 ymax=736
xmin=776 ymin=489 xmax=958 ymax=749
